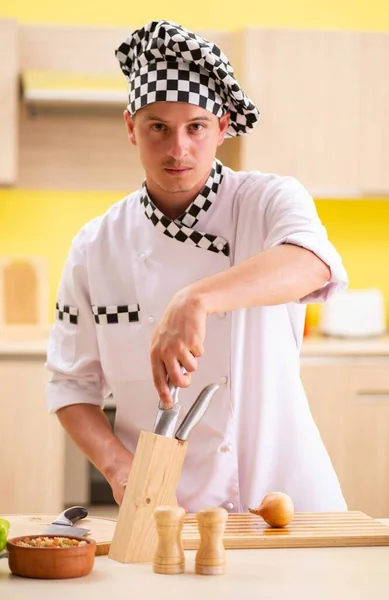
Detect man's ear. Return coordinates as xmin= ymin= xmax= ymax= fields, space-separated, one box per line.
xmin=217 ymin=112 xmax=230 ymax=146
xmin=123 ymin=110 xmax=137 ymax=146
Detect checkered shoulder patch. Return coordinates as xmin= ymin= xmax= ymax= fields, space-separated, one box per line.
xmin=56 ymin=302 xmax=79 ymax=325
xmin=92 ymin=304 xmax=140 ymax=325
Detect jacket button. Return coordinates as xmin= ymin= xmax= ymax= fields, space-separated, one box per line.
xmin=220 ymin=376 xmax=228 ymax=385
xmin=147 ymin=316 xmax=155 ymax=324
xmin=140 ymin=253 xmax=148 ymax=262
xmin=226 ymin=502 xmax=234 ymax=511
xmin=216 ymin=242 xmax=224 ymax=251
xmin=221 ymin=443 xmax=232 ymax=453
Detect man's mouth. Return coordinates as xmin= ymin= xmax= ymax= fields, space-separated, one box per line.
xmin=164 ymin=167 xmax=192 ymax=175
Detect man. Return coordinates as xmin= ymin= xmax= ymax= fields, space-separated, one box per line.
xmin=46 ymin=20 xmax=348 ymax=513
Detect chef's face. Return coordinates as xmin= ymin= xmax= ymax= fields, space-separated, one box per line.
xmin=124 ymin=102 xmax=229 ymax=201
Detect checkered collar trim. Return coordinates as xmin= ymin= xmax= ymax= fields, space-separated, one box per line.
xmin=139 ymin=159 xmax=229 ymax=256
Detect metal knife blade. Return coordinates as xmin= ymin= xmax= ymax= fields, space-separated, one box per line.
xmin=175 ymin=383 xmax=220 ymax=441
xmin=43 ymin=524 xmax=90 ymax=536
xmin=42 ymin=506 xmax=90 ymax=537
xmin=153 ymin=403 xmax=181 ymax=437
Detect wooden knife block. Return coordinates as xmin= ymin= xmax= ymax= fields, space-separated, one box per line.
xmin=108 ymin=431 xmax=187 ymax=564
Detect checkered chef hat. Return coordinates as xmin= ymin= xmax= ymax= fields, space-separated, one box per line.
xmin=115 ymin=20 xmax=260 ymax=138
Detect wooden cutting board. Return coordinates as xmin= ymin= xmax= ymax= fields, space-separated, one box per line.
xmin=4 ymin=511 xmax=389 ymax=555
xmin=3 ymin=514 xmax=117 ymax=556
xmin=182 ymin=511 xmax=389 ymax=549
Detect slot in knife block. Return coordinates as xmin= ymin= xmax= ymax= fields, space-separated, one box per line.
xmin=108 ymin=431 xmax=187 ymax=563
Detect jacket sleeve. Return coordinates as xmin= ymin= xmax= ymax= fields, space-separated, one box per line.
xmin=262 ymin=176 xmax=349 ymax=303
xmin=45 ymin=229 xmax=110 ymax=413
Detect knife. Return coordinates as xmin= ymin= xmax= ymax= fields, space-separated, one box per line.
xmin=42 ymin=506 xmax=90 ymax=537
xmin=153 ymin=368 xmax=186 ymax=437
xmin=175 ymin=383 xmax=220 ymax=441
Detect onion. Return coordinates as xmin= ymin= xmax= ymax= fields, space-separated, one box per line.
xmin=248 ymin=492 xmax=294 ymax=527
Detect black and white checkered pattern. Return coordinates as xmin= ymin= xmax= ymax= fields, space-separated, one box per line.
xmin=56 ymin=302 xmax=79 ymax=325
xmin=115 ymin=20 xmax=260 ymax=138
xmin=178 ymin=159 xmax=223 ymax=228
xmin=140 ymin=159 xmax=230 ymax=257
xmin=92 ymin=304 xmax=140 ymax=325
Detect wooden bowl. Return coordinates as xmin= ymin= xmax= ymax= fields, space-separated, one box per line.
xmin=6 ymin=534 xmax=96 ymax=579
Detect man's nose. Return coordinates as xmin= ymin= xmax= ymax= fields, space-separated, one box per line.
xmin=167 ymin=130 xmax=188 ymax=161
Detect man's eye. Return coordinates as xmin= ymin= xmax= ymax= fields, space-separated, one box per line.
xmin=189 ymin=123 xmax=204 ymax=131
xmin=151 ymin=124 xmax=166 ymax=131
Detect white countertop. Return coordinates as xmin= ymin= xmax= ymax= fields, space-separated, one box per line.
xmin=1 ymin=333 xmax=389 ymax=357
xmin=0 ymin=339 xmax=49 ymax=356
xmin=1 ymin=519 xmax=389 ymax=600
xmin=300 ymin=333 xmax=389 ymax=357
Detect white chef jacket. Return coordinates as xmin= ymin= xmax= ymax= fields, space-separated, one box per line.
xmin=46 ymin=163 xmax=349 ymax=513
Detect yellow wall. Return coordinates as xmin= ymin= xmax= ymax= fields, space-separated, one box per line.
xmin=307 ymin=200 xmax=389 ymax=328
xmin=1 ymin=0 xmax=389 ymax=31
xmin=0 ymin=190 xmax=388 ymax=326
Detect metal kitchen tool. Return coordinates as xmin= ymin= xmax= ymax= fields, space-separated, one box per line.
xmin=153 ymin=368 xmax=220 ymax=441
xmin=153 ymin=366 xmax=187 ymax=437
xmin=175 ymin=383 xmax=219 ymax=441
xmin=153 ymin=378 xmax=182 ymax=437
xmin=42 ymin=506 xmax=90 ymax=537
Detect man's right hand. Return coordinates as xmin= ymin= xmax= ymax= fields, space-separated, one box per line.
xmin=56 ymin=404 xmax=134 ymax=506
xmin=105 ymin=455 xmax=134 ymax=505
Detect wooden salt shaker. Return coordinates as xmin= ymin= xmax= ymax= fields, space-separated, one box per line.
xmin=195 ymin=507 xmax=228 ymax=575
xmin=153 ymin=506 xmax=186 ymax=574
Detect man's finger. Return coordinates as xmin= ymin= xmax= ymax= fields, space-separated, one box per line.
xmin=152 ymin=358 xmax=172 ymax=407
xmin=179 ymin=351 xmax=198 ymax=374
xmin=189 ymin=336 xmax=205 ymax=358
xmin=164 ymin=358 xmax=191 ymax=398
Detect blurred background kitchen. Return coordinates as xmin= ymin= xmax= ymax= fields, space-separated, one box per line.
xmin=1 ymin=1 xmax=388 ymax=520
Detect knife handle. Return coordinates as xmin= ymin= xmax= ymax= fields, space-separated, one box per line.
xmin=52 ymin=506 xmax=88 ymax=526
xmin=164 ymin=365 xmax=187 ymax=407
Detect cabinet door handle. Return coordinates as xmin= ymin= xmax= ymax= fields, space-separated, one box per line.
xmin=356 ymin=392 xmax=389 ymax=403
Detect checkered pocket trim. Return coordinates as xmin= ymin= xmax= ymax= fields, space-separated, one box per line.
xmin=56 ymin=303 xmax=79 ymax=325
xmin=92 ymin=304 xmax=140 ymax=325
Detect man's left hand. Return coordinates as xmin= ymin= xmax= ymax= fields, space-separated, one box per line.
xmin=150 ymin=288 xmax=207 ymax=407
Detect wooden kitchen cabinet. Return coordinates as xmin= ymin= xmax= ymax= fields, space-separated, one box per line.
xmin=359 ymin=33 xmax=389 ymax=194
xmin=235 ymin=28 xmax=389 ymax=196
xmin=301 ymin=357 xmax=389 ymax=517
xmin=236 ymin=28 xmax=361 ymax=196
xmin=0 ymin=19 xmax=18 ymax=185
xmin=0 ymin=346 xmax=65 ymax=514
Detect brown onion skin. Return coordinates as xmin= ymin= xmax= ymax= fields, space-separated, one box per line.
xmin=248 ymin=492 xmax=295 ymax=527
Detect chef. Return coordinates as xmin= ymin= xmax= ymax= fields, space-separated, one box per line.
xmin=46 ymin=20 xmax=349 ymax=513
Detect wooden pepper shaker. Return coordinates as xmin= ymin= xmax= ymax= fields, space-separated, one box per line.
xmin=153 ymin=506 xmax=186 ymax=574
xmin=195 ymin=507 xmax=228 ymax=575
